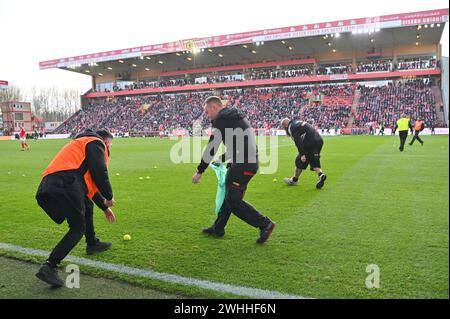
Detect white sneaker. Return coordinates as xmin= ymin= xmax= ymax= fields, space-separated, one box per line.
xmin=283 ymin=177 xmax=298 ymax=186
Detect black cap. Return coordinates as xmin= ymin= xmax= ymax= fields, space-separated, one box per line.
xmin=96 ymin=129 xmax=113 ymax=140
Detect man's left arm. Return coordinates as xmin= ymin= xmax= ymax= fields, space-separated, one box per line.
xmin=86 ymin=141 xmax=113 ymax=200
xmin=92 ymin=192 xmax=116 ymax=222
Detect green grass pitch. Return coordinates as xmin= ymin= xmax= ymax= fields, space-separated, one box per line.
xmin=0 ymin=135 xmax=448 ymax=298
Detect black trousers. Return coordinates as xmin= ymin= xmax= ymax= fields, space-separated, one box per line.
xmin=47 ymin=197 xmax=98 ymax=266
xmin=399 ymin=131 xmax=408 ymax=151
xmin=213 ymin=163 xmax=270 ymax=231
xmin=409 ymin=131 xmax=423 ymax=145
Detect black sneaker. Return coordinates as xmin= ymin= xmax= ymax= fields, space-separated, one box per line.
xmin=256 ymin=221 xmax=276 ymax=244
xmin=35 ymin=263 xmax=64 ymax=288
xmin=202 ymin=226 xmax=225 ymax=237
xmin=86 ymin=241 xmax=112 ymax=255
xmin=316 ymin=174 xmax=327 ymax=189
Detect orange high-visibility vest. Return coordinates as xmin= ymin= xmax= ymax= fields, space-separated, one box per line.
xmin=42 ymin=136 xmax=109 ymax=199
xmin=414 ymin=120 xmax=423 ymax=131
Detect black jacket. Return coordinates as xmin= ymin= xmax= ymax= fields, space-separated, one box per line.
xmin=197 ymin=108 xmax=258 ymax=173
xmin=36 ymin=129 xmax=113 ymax=223
xmin=288 ymin=120 xmax=322 ymax=154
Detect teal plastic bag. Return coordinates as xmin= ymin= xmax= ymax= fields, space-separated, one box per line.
xmin=210 ymin=163 xmax=227 ymax=215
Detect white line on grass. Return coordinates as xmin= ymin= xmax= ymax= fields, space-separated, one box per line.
xmin=0 ymin=242 xmax=310 ymax=299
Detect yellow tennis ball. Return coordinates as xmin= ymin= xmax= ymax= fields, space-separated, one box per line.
xmin=123 ymin=234 xmax=131 ymax=241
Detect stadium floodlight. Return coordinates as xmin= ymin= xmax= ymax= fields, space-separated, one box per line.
xmin=415 ymin=42 xmax=420 ymax=46
xmin=352 ymin=30 xmax=357 ymax=35
xmin=287 ymin=46 xmax=293 ymax=51
xmin=335 ymin=33 xmax=340 ymax=38
xmin=251 ymin=49 xmax=257 ymax=54
xmin=98 ymin=73 xmax=103 ymax=76
xmin=430 ymin=24 xmax=434 ymax=28
xmin=207 ymin=48 xmax=213 ymax=52
xmin=281 ymin=40 xmax=286 ymax=44
xmin=145 ymin=68 xmax=150 ymax=71
xmin=437 ymin=24 xmax=441 ymax=27
xmin=131 ymin=64 xmax=137 ymax=67
xmin=256 ymin=41 xmax=260 ymax=46
xmin=375 ymin=28 xmax=380 ymax=32
xmin=243 ymin=44 xmax=248 ymax=48
xmin=327 ymin=42 xmax=332 ymax=46
xmin=416 ymin=34 xmax=421 ymax=39
xmin=145 ymin=56 xmax=151 ymax=60
xmin=357 ymin=29 xmax=363 ymax=34
xmin=140 ymin=56 xmax=144 ymax=60
xmin=107 ymin=66 xmax=113 ymax=70
xmin=370 ymin=38 xmax=374 ymax=43
xmin=158 ymin=60 xmax=164 ymax=64
xmin=176 ymin=52 xmax=181 ymax=56
xmin=261 ymin=41 xmax=264 ymax=45
xmin=332 ymin=48 xmax=337 ymax=53
xmin=118 ymin=60 xmax=124 ymax=63
xmin=424 ymin=24 xmax=428 ymax=28
xmin=85 ymin=70 xmax=90 ymax=73
xmin=417 ymin=25 xmax=422 ymax=30
xmin=217 ymin=53 xmax=224 ymax=58
xmin=186 ymin=57 xmax=193 ymax=61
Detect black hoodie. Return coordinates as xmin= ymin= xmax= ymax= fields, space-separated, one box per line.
xmin=197 ymin=108 xmax=258 ymax=173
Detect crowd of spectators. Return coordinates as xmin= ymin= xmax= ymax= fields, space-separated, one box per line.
xmin=97 ymin=57 xmax=440 ymax=93
xmin=56 ymin=84 xmax=357 ymax=135
xmin=396 ymin=58 xmax=437 ymax=71
xmin=353 ymin=79 xmax=438 ymax=128
xmin=56 ymin=79 xmax=441 ymax=136
xmin=357 ymin=60 xmax=393 ymax=73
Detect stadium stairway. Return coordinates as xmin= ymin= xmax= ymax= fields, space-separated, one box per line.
xmin=346 ymin=89 xmax=360 ymax=128
xmin=432 ymin=86 xmax=445 ymax=124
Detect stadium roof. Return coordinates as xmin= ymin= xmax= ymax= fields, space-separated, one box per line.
xmin=39 ymin=8 xmax=448 ymax=77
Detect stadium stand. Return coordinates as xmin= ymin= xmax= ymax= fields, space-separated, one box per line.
xmin=353 ymin=79 xmax=439 ymax=128
xmin=55 ymin=79 xmax=444 ymax=136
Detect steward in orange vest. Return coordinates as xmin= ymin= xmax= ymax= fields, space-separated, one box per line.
xmin=35 ymin=129 xmax=115 ymax=287
xmin=409 ymin=118 xmax=425 ymax=146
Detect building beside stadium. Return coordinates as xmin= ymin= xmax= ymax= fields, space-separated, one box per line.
xmin=39 ymin=8 xmax=449 ymax=136
xmin=0 ymin=101 xmax=33 ymax=134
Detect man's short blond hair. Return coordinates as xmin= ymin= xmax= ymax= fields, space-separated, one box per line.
xmin=204 ymin=96 xmax=223 ymax=107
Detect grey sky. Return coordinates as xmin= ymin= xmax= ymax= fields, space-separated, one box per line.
xmin=0 ymin=0 xmax=448 ymax=92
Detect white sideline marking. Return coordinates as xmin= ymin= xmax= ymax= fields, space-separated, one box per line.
xmin=0 ymin=242 xmax=310 ymax=299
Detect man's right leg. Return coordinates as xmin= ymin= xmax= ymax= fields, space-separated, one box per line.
xmin=225 ymin=165 xmax=274 ymax=243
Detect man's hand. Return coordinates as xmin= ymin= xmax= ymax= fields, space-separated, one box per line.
xmin=300 ymin=155 xmax=307 ymax=162
xmin=192 ymin=172 xmax=202 ymax=184
xmin=104 ymin=208 xmax=116 ymax=223
xmin=104 ymin=198 xmax=115 ymax=207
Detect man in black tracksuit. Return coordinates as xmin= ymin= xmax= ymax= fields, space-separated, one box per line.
xmin=192 ymin=96 xmax=275 ymax=244
xmin=35 ymin=129 xmax=116 ymax=287
xmin=281 ymin=118 xmax=327 ymax=189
